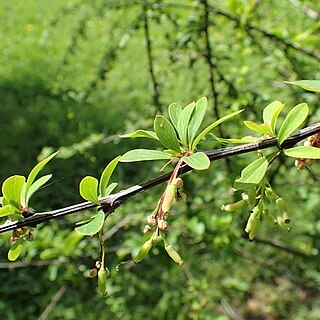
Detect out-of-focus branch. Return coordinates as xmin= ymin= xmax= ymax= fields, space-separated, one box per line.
xmin=143 ymin=2 xmax=162 ymax=113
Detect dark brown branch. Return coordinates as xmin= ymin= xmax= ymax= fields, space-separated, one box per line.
xmin=1 ymin=122 xmax=319 ymax=234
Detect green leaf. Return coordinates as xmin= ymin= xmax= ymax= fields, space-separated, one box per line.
xmin=210 ymin=134 xmax=261 ymax=144
xmin=177 ymin=102 xmax=196 ymax=146
xmin=25 ymin=174 xmax=52 ymax=205
xmin=79 ymin=176 xmax=99 ymax=204
xmin=8 ymin=239 xmax=23 ymax=261
xmin=75 ymin=211 xmax=105 ymax=236
xmin=234 ymin=157 xmax=268 ymax=190
xmin=120 ymin=130 xmax=159 ymax=140
xmin=99 ymin=156 xmax=121 ymax=197
xmin=278 ymin=103 xmax=309 ymax=145
xmin=285 ymin=80 xmax=320 ymax=93
xmin=105 ymin=182 xmax=118 ymax=196
xmin=262 ymin=100 xmax=284 ymax=135
xmin=0 ymin=205 xmax=17 ymax=218
xmin=192 ymin=109 xmax=244 ymax=150
xmin=188 ymin=97 xmax=207 ymax=148
xmin=182 ymin=152 xmax=210 ymax=170
xmin=243 ymin=121 xmax=273 ymax=136
xmin=2 ymin=175 xmax=26 ymax=210
xmin=168 ymin=102 xmax=182 ymax=130
xmin=25 ymin=151 xmax=59 ymax=199
xmin=284 ymin=146 xmax=320 ymax=159
xmin=120 ymin=149 xmax=172 ymax=162
xmin=154 ymin=115 xmax=181 ymax=152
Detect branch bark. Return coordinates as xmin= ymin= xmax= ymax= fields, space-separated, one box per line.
xmin=0 ymin=122 xmax=319 ymax=234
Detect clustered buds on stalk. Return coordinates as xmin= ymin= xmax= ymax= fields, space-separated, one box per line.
xmin=143 ymin=176 xmax=186 ymax=235
xmin=295 ymin=134 xmax=320 ymax=170
xmin=222 ymin=183 xmax=292 ymax=240
xmin=11 ymin=227 xmax=33 ymax=242
xmin=245 ymin=206 xmax=261 ymax=241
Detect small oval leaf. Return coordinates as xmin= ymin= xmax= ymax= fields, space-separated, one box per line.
xmin=120 ymin=130 xmax=159 ymax=140
xmin=177 ymin=102 xmax=196 ymax=146
xmin=25 ymin=151 xmax=59 ymax=197
xmin=8 ymin=239 xmax=23 ymax=261
xmin=154 ymin=115 xmax=181 ymax=152
xmin=188 ymin=97 xmax=208 ymax=147
xmin=262 ymin=100 xmax=284 ymax=135
xmin=120 ymin=149 xmax=172 ymax=162
xmin=278 ymin=103 xmax=309 ymax=145
xmin=243 ymin=121 xmax=273 ymax=136
xmin=234 ymin=157 xmax=268 ymax=190
xmin=75 ymin=211 xmax=105 ymax=236
xmin=192 ymin=109 xmax=244 ymax=150
xmin=0 ymin=205 xmax=17 ymax=218
xmin=99 ymin=156 xmax=120 ymax=197
xmin=168 ymin=102 xmax=182 ymax=130
xmin=182 ymin=152 xmax=210 ymax=170
xmin=284 ymin=146 xmax=320 ymax=159
xmin=26 ymin=174 xmax=52 ymax=205
xmin=79 ymin=176 xmax=99 ymax=204
xmin=285 ymin=80 xmax=320 ymax=93
xmin=2 ymin=175 xmax=26 ymax=210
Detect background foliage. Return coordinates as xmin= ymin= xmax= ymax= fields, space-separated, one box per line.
xmin=0 ymin=0 xmax=320 ymax=319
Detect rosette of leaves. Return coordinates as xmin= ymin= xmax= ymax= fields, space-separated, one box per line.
xmin=76 ymin=156 xmax=120 ymax=236
xmin=0 ymin=151 xmax=59 ymax=261
xmin=119 ymin=97 xmax=243 ymax=170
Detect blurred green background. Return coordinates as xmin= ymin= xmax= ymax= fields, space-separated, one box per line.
xmin=0 ymin=0 xmax=320 ymax=319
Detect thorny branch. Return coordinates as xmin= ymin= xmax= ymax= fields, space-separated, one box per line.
xmin=0 ymin=122 xmax=319 ymax=234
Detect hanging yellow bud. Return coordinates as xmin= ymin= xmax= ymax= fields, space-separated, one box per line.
xmin=162 ymin=183 xmax=177 ymax=213
xmin=276 ymin=198 xmax=290 ymax=223
xmin=245 ymin=206 xmax=259 ymax=233
xmin=221 ymin=199 xmax=247 ymax=212
xmin=98 ymin=268 xmax=109 ymax=296
xmin=248 ymin=218 xmax=260 ymax=241
xmin=173 ymin=177 xmax=184 ymax=188
xmin=133 ymin=238 xmax=153 ymax=263
xmin=164 ymin=243 xmax=184 ymax=266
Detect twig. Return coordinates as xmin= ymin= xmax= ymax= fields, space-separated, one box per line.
xmin=200 ymin=0 xmax=220 ymax=122
xmin=143 ymin=2 xmax=162 ymax=113
xmin=254 ymin=237 xmax=311 ymax=257
xmin=0 ymin=122 xmax=319 ymax=234
xmin=154 ymin=2 xmax=319 ymax=59
xmin=38 ymin=285 xmax=67 ymax=320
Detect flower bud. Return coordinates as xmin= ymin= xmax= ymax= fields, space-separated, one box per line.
xmin=245 ymin=206 xmax=259 ymax=234
xmin=158 ymin=219 xmax=169 ymax=230
xmin=176 ymin=192 xmax=187 ymax=202
xmin=277 ymin=216 xmax=291 ymax=232
xmin=162 ymin=183 xmax=177 ymax=213
xmin=90 ymin=268 xmax=98 ymax=278
xmin=164 ymin=243 xmax=184 ymax=266
xmin=147 ymin=215 xmax=157 ymax=226
xmin=221 ymin=199 xmax=246 ymax=212
xmin=276 ymin=198 xmax=290 ymax=223
xmin=98 ymin=268 xmax=109 ymax=296
xmin=143 ymin=225 xmax=151 ymax=233
xmin=133 ymin=238 xmax=153 ymax=263
xmin=173 ymin=177 xmax=184 ymax=188
xmin=248 ymin=218 xmax=260 ymax=241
